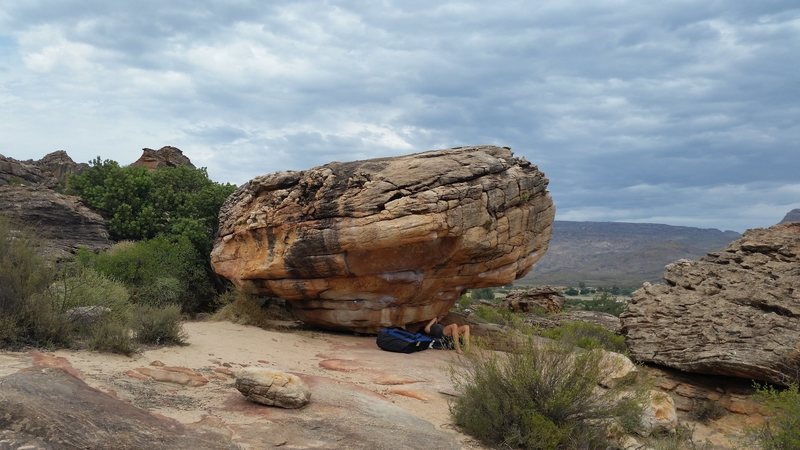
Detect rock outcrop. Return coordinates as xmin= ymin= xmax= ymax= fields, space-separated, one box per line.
xmin=0 ymin=185 xmax=110 ymax=259
xmin=131 ymin=146 xmax=195 ymax=170
xmin=780 ymin=208 xmax=800 ymax=224
xmin=501 ymin=286 xmax=565 ymax=313
xmin=0 ymin=368 xmax=236 ymax=449
xmin=0 ymin=151 xmax=87 ymax=188
xmin=621 ymin=223 xmax=800 ymax=385
xmin=212 ymin=146 xmax=554 ymax=332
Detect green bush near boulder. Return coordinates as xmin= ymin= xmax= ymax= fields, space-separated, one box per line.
xmin=450 ymin=333 xmax=644 ymax=449
xmin=749 ymin=383 xmax=800 ymax=449
xmin=133 ymin=304 xmax=187 ymax=346
xmin=540 ymin=321 xmax=628 ymax=354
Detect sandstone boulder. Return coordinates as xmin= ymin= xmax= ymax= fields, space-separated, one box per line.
xmin=212 ymin=146 xmax=554 ymax=332
xmin=621 ymin=223 xmax=800 ymax=385
xmin=131 ymin=146 xmax=195 ymax=170
xmin=235 ymin=367 xmax=311 ymax=408
xmin=0 ymin=185 xmax=110 ymax=259
xmin=501 ymin=286 xmax=565 ymax=313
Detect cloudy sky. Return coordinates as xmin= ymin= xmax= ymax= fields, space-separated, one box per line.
xmin=1 ymin=1 xmax=798 ymax=232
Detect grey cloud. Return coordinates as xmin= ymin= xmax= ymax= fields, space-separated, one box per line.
xmin=0 ymin=0 xmax=798 ymax=232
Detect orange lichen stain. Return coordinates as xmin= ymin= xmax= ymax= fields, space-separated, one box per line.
xmin=318 ymin=359 xmax=361 ymax=372
xmin=388 ymin=388 xmax=429 ymax=402
xmin=132 ymin=366 xmax=208 ymax=387
xmin=29 ymin=351 xmax=84 ymax=379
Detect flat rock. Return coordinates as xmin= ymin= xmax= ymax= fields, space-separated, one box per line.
xmin=621 ymin=223 xmax=800 ymax=385
xmin=211 ymin=145 xmax=554 ymax=332
xmin=0 ymin=368 xmax=235 ymax=449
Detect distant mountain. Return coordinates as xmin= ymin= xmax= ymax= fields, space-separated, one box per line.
xmin=779 ymin=209 xmax=800 ymax=224
xmin=520 ymin=221 xmax=740 ymax=288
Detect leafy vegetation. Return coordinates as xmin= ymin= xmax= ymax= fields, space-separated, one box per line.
xmin=540 ymin=321 xmax=628 ymax=354
xmin=77 ymin=237 xmax=212 ymax=312
xmin=133 ymin=304 xmax=187 ymax=345
xmin=68 ymin=159 xmax=235 ymax=255
xmin=450 ymin=327 xmax=645 ymax=449
xmin=0 ymin=217 xmax=185 ymax=353
xmin=747 ymin=383 xmax=800 ymax=449
xmin=67 ymin=159 xmax=236 ymax=312
xmin=469 ymin=287 xmax=495 ymax=300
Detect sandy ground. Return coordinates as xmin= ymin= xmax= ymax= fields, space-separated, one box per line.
xmin=37 ymin=320 xmax=481 ymax=449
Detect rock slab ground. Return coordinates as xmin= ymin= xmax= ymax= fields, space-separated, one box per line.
xmin=622 ymin=223 xmax=800 ymax=385
xmin=0 ymin=322 xmax=469 ymax=449
xmin=212 ymin=146 xmax=554 ymax=332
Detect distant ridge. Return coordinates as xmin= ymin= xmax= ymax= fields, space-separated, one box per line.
xmin=521 ymin=220 xmax=740 ymax=287
xmin=779 ymin=209 xmax=800 ymax=224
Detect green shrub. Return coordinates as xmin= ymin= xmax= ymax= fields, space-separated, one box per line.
xmin=450 ymin=334 xmax=644 ymax=449
xmin=473 ymin=304 xmax=522 ymax=326
xmin=748 ymin=383 xmax=800 ymax=449
xmin=0 ymin=217 xmax=68 ymax=347
xmin=88 ymin=319 xmax=136 ymax=355
xmin=47 ymin=267 xmax=132 ymax=324
xmin=540 ymin=321 xmax=628 ymax=354
xmin=133 ymin=304 xmax=186 ymax=345
xmin=470 ymin=287 xmax=495 ymax=300
xmin=563 ymin=287 xmax=579 ymax=296
xmin=78 ymin=237 xmax=212 ymax=312
xmin=212 ymin=289 xmax=294 ymax=329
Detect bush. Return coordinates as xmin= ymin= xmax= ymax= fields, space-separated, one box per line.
xmin=563 ymin=287 xmax=579 ymax=296
xmin=748 ymin=383 xmax=800 ymax=449
xmin=212 ymin=289 xmax=294 ymax=329
xmin=78 ymin=237 xmax=212 ymax=312
xmin=473 ymin=304 xmax=521 ymax=326
xmin=470 ymin=287 xmax=495 ymax=300
xmin=48 ymin=267 xmax=132 ymax=324
xmin=88 ymin=319 xmax=137 ymax=355
xmin=540 ymin=321 xmax=628 ymax=354
xmin=134 ymin=304 xmax=186 ymax=345
xmin=450 ymin=334 xmax=644 ymax=449
xmin=0 ymin=217 xmax=69 ymax=346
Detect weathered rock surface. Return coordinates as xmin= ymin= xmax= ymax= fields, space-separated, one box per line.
xmin=501 ymin=286 xmax=565 ymax=313
xmin=523 ymin=310 xmax=622 ymax=334
xmin=0 ymin=150 xmax=87 ymax=188
xmin=212 ymin=146 xmax=554 ymax=332
xmin=0 ymin=368 xmax=236 ymax=449
xmin=639 ymin=390 xmax=678 ymax=436
xmin=65 ymin=305 xmax=112 ymax=328
xmin=0 ymin=185 xmax=110 ymax=259
xmin=621 ymin=223 xmax=800 ymax=385
xmin=131 ymin=146 xmax=195 ymax=170
xmin=780 ymin=208 xmax=800 ymax=224
xmin=235 ymin=366 xmax=311 ymax=408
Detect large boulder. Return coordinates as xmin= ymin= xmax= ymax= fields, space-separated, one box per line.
xmin=621 ymin=223 xmax=800 ymax=385
xmin=212 ymin=146 xmax=554 ymax=332
xmin=0 ymin=185 xmax=110 ymax=259
xmin=131 ymin=146 xmax=195 ymax=170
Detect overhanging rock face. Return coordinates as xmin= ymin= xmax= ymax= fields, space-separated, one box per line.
xmin=211 ymin=146 xmax=555 ymax=332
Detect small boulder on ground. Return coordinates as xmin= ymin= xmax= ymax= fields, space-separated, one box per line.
xmin=235 ymin=367 xmax=311 ymax=408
